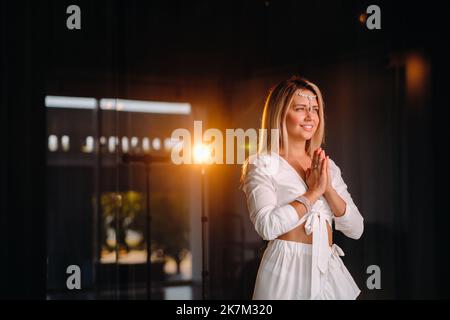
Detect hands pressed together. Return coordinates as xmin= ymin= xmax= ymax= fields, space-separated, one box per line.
xmin=305 ymin=147 xmax=333 ymax=202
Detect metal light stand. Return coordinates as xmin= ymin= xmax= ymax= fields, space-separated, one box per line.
xmin=201 ymin=165 xmax=209 ymax=300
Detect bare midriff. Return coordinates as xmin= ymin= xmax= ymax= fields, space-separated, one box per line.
xmin=276 ymin=221 xmax=333 ymax=247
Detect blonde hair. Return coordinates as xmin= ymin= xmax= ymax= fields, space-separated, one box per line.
xmin=240 ymin=75 xmax=326 ymax=184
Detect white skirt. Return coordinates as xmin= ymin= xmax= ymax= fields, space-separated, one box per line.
xmin=252 ymin=239 xmax=361 ymax=300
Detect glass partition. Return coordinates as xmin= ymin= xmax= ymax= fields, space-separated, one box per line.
xmin=46 ymin=96 xmax=195 ymax=299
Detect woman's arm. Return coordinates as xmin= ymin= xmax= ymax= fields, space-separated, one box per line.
xmin=324 ymin=187 xmax=346 ymax=217
xmin=243 ymin=161 xmax=319 ymax=241
xmin=325 ymin=158 xmax=364 ymax=240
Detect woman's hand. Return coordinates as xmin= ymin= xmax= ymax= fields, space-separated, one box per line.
xmin=305 ymin=147 xmax=329 ymax=199
xmin=324 ymin=153 xmax=334 ymax=198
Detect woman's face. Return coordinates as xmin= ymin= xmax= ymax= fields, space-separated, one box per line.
xmin=285 ymin=89 xmax=320 ymax=141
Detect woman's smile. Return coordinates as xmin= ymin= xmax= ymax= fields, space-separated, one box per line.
xmin=300 ymin=124 xmax=314 ymax=132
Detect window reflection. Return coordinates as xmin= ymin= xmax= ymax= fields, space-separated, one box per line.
xmin=98 ymin=191 xmax=191 ymax=277
xmin=100 ymin=191 xmax=144 ymax=262
xmin=152 ymin=137 xmax=161 ymax=150
xmin=48 ymin=134 xmax=58 ymax=152
xmin=46 ymin=96 xmax=194 ymax=299
xmin=61 ymin=135 xmax=70 ymax=151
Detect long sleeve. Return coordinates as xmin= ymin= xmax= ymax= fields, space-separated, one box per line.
xmin=329 ymin=159 xmax=364 ymax=240
xmin=243 ymin=161 xmax=302 ymax=241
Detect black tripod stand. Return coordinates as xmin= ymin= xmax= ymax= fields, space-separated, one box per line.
xmin=200 ymin=165 xmax=209 ymax=300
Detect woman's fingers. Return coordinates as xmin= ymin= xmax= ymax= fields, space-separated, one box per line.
xmin=326 ymin=156 xmax=330 ymax=181
xmin=313 ymin=148 xmax=321 ymax=169
xmin=319 ymin=149 xmax=327 ymax=178
xmin=312 ymin=149 xmax=317 ymax=168
xmin=320 ymin=151 xmax=326 ymax=175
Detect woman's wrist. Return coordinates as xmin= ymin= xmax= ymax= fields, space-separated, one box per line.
xmin=323 ymin=186 xmax=336 ymax=199
xmin=303 ymin=190 xmax=320 ymax=205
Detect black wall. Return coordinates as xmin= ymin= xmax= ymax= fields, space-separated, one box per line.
xmin=1 ymin=1 xmax=48 ymax=299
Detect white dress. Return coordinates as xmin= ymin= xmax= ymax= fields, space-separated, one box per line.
xmin=242 ymin=152 xmax=364 ymax=300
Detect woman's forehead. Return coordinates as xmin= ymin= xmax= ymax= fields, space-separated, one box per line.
xmin=292 ymin=89 xmax=318 ymax=106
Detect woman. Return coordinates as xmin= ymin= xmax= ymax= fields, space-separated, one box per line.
xmin=241 ymin=76 xmax=364 ymax=300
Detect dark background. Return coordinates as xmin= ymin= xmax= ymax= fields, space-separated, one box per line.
xmin=1 ymin=0 xmax=449 ymax=299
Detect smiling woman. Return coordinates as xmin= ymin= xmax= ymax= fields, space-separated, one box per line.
xmin=241 ymin=76 xmax=363 ymax=300
xmin=287 ymin=90 xmax=321 ymax=139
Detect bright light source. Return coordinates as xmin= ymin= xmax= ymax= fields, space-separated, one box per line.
xmin=193 ymin=144 xmax=212 ymax=164
xmin=45 ymin=96 xmax=97 ymax=109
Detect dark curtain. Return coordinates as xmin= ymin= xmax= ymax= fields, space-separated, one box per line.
xmin=0 ymin=1 xmax=49 ymax=299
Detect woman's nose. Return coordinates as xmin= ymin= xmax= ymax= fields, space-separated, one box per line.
xmin=304 ymin=110 xmax=313 ymax=118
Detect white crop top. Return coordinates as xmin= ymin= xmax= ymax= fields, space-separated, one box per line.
xmin=242 ymin=152 xmax=364 ymax=299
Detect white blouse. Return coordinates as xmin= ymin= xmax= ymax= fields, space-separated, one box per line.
xmin=242 ymin=152 xmax=364 ymax=299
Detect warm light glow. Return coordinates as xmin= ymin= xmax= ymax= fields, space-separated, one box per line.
xmin=406 ymin=53 xmax=429 ymax=94
xmin=193 ymin=143 xmax=212 ymax=164
xmin=359 ymin=13 xmax=367 ymax=24
xmin=243 ymin=141 xmax=255 ymax=152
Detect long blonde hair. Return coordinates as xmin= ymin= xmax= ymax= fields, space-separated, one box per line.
xmin=240 ymin=75 xmax=326 ymax=184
